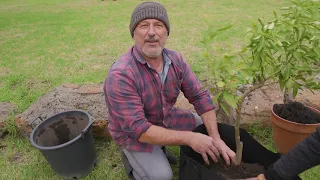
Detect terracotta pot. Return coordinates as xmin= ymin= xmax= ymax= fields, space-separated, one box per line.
xmin=270 ymin=105 xmax=320 ymax=154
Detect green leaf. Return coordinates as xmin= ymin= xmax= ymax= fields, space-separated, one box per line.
xmin=263 ymin=24 xmax=268 ymax=31
xmin=245 ymin=28 xmax=252 ymax=35
xmin=296 ymin=75 xmax=307 ymax=82
xmin=273 ymin=10 xmax=278 ymax=19
xmin=267 ymin=40 xmax=277 ymax=49
xmin=292 ymin=82 xmax=301 ymax=98
xmin=217 ymin=24 xmax=233 ymax=32
xmin=223 ymin=91 xmax=237 ymax=109
xmin=277 ymin=40 xmax=283 ymax=47
xmin=278 ymin=30 xmax=292 ymax=37
xmin=280 ymin=7 xmax=290 ymax=10
xmin=257 ymin=37 xmax=265 ymax=52
xmin=279 ymin=79 xmax=286 ymax=91
xmin=310 ymin=36 xmax=317 ymax=41
xmin=314 ymin=47 xmax=320 ymax=56
xmin=281 ymin=66 xmax=290 ymax=80
xmin=306 ymin=81 xmax=317 ymax=88
xmin=227 ymin=80 xmax=240 ymax=90
xmin=311 ymin=83 xmax=320 ymax=90
xmin=277 ymin=55 xmax=282 ymax=62
xmin=217 ymin=81 xmax=225 ymax=88
xmin=297 ymin=28 xmax=304 ymax=41
xmin=240 ymin=70 xmax=251 ymax=80
xmin=213 ymin=92 xmax=222 ymax=104
xmin=287 ymin=42 xmax=299 ymax=51
xmin=220 ymin=102 xmax=230 ymax=116
xmin=286 ymin=78 xmax=294 ymax=90
xmin=268 ymin=22 xmax=275 ymax=30
xmin=306 ymin=49 xmax=318 ymax=57
xmin=293 ymin=51 xmax=301 ymax=60
xmin=253 ymin=35 xmax=262 ymax=40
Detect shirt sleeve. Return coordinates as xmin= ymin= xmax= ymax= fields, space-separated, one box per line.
xmin=104 ymin=69 xmax=152 ymax=140
xmin=178 ymin=53 xmax=216 ymax=115
xmin=265 ymin=127 xmax=320 ymax=179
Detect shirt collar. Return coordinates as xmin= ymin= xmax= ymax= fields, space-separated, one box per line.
xmin=132 ymin=46 xmax=172 ymax=68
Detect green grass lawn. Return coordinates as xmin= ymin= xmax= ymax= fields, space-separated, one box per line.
xmin=1 ymin=0 xmax=319 ymax=179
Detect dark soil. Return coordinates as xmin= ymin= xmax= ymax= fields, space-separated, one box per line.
xmin=208 ymin=160 xmax=265 ymax=179
xmin=274 ymin=102 xmax=320 ymax=124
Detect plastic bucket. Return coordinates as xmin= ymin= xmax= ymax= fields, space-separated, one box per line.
xmin=30 ymin=110 xmax=97 ymax=179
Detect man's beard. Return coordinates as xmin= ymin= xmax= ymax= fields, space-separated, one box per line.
xmin=142 ymin=46 xmax=163 ymax=58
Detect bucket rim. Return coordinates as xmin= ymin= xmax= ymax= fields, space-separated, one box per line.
xmin=29 ymin=109 xmax=93 ymax=150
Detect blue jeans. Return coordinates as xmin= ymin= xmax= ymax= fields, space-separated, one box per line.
xmin=122 ymin=113 xmax=202 ymax=180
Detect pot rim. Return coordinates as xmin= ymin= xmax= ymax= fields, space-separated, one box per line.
xmin=29 ymin=110 xmax=93 ymax=151
xmin=271 ymin=104 xmax=320 ymax=126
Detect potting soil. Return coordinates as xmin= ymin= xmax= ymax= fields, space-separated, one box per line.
xmin=207 ymin=160 xmax=265 ymax=179
xmin=274 ymin=102 xmax=320 ymax=124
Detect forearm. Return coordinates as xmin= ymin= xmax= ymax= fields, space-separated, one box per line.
xmin=201 ymin=110 xmax=220 ymax=139
xmin=265 ymin=128 xmax=320 ymax=179
xmin=138 ymin=125 xmax=192 ymax=146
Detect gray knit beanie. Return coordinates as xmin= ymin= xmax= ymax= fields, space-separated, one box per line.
xmin=129 ymin=2 xmax=170 ymax=38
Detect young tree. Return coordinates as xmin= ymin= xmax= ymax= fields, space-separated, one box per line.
xmin=202 ymin=0 xmax=320 ymax=165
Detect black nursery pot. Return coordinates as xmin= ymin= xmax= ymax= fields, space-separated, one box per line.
xmin=179 ymin=124 xmax=280 ymax=180
xmin=30 ymin=110 xmax=97 ymax=180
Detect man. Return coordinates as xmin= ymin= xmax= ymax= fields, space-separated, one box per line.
xmin=104 ymin=2 xmax=235 ymax=179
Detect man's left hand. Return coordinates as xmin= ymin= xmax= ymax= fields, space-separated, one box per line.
xmin=212 ymin=137 xmax=236 ymax=165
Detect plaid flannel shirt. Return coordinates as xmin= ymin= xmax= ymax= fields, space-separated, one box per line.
xmin=104 ymin=46 xmax=215 ymax=152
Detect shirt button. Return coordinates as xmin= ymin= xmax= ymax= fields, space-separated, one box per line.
xmin=163 ymin=107 xmax=165 ymax=110
xmin=156 ymin=74 xmax=158 ymax=77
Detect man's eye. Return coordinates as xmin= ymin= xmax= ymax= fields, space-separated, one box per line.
xmin=140 ymin=24 xmax=148 ymax=28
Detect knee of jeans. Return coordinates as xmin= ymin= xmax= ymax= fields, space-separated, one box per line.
xmin=148 ymin=167 xmax=173 ymax=180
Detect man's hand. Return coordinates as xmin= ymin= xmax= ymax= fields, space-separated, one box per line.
xmin=188 ymin=132 xmax=220 ymax=165
xmin=199 ymin=110 xmax=236 ymax=165
xmin=212 ymin=137 xmax=236 ymax=165
xmin=187 ymin=132 xmax=235 ymax=165
xmin=245 ymin=174 xmax=266 ymax=180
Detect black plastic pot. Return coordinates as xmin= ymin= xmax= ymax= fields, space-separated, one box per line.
xmin=30 ymin=110 xmax=97 ymax=179
xmin=179 ymin=123 xmax=282 ymax=180
xmin=179 ymin=147 xmax=223 ymax=180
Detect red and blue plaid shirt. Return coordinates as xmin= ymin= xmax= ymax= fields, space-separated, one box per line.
xmin=104 ymin=46 xmax=215 ymax=152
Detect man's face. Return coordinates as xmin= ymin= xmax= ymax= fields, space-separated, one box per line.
xmin=133 ymin=19 xmax=168 ymax=59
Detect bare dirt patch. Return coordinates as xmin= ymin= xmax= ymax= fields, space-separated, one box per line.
xmin=0 ymin=67 xmax=11 ymax=77
xmin=13 ymin=83 xmax=319 ymax=140
xmin=14 ymin=84 xmax=111 ymax=140
xmin=8 ymin=152 xmax=24 ymax=163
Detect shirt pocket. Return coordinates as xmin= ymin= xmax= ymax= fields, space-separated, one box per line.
xmin=164 ymin=79 xmax=182 ymax=104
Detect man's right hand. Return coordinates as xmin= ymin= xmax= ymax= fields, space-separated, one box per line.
xmin=245 ymin=174 xmax=266 ymax=180
xmin=187 ymin=132 xmax=221 ymax=165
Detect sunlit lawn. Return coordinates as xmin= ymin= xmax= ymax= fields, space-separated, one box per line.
xmin=1 ymin=0 xmax=319 ymax=179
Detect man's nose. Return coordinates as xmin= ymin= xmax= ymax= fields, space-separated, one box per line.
xmin=147 ymin=25 xmax=156 ymax=37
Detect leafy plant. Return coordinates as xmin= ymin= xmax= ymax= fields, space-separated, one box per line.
xmin=202 ymin=0 xmax=320 ymax=165
xmin=254 ymin=0 xmax=320 ymax=102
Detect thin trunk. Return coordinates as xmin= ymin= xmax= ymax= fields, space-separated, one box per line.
xmin=233 ymin=82 xmax=267 ymax=165
xmin=234 ymin=106 xmax=243 ymax=165
xmin=284 ymin=88 xmax=294 ymax=104
xmin=228 ymin=106 xmax=235 ymax=125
